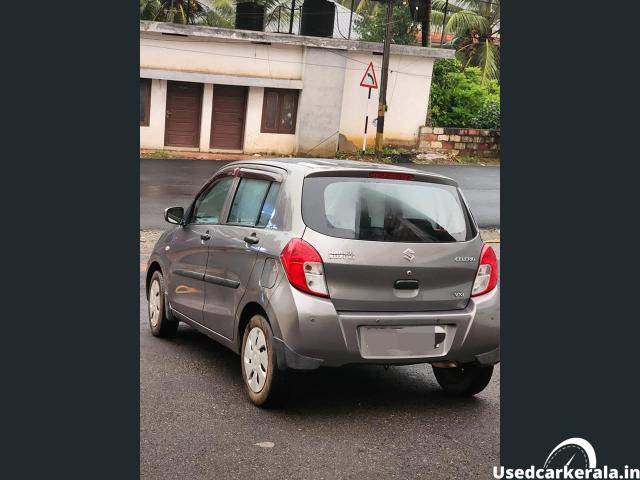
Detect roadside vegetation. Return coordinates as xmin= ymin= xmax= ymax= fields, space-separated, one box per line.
xmin=430 ymin=59 xmax=500 ymax=129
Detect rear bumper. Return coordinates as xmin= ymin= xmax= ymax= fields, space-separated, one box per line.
xmin=267 ymin=281 xmax=500 ymax=369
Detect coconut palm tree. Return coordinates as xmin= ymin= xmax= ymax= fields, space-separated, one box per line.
xmin=140 ymin=0 xmax=298 ymax=29
xmin=140 ymin=0 xmax=211 ymax=24
xmin=431 ymin=0 xmax=500 ymax=81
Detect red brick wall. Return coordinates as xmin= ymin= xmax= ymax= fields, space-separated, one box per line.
xmin=418 ymin=127 xmax=500 ymax=157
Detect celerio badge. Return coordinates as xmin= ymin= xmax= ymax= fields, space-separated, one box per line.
xmin=328 ymin=251 xmax=355 ymax=260
xmin=454 ymin=256 xmax=476 ymax=262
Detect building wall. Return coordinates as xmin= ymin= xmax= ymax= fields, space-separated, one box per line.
xmin=140 ymin=33 xmax=303 ymax=81
xmin=338 ymin=53 xmax=434 ymax=151
xmin=296 ymin=48 xmax=347 ymax=155
xmin=140 ymin=32 xmax=436 ymax=155
xmin=243 ymin=87 xmax=297 ymax=154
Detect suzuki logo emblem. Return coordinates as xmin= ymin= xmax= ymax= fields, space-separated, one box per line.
xmin=402 ymin=248 xmax=415 ymax=261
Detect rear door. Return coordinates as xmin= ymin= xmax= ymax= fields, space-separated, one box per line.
xmin=203 ymin=168 xmax=283 ymax=339
xmin=301 ymin=171 xmax=483 ymax=312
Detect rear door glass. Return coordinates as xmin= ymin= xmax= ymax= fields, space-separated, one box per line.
xmin=302 ymin=176 xmax=474 ymax=242
xmin=228 ymin=178 xmax=280 ymax=227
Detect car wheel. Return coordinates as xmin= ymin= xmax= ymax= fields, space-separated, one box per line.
xmin=241 ymin=315 xmax=285 ymax=407
xmin=148 ymin=271 xmax=179 ymax=338
xmin=432 ymin=363 xmax=493 ymax=397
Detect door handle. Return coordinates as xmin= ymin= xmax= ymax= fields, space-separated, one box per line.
xmin=200 ymin=232 xmax=211 ymax=241
xmin=244 ymin=235 xmax=259 ymax=245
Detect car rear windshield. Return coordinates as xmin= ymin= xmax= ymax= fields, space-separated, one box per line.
xmin=302 ymin=175 xmax=475 ymax=243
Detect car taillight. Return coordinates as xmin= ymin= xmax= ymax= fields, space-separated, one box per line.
xmin=280 ymin=238 xmax=329 ymax=298
xmin=471 ymin=244 xmax=498 ymax=297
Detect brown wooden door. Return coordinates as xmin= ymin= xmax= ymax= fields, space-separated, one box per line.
xmin=164 ymin=81 xmax=202 ymax=148
xmin=210 ymin=85 xmax=247 ymax=150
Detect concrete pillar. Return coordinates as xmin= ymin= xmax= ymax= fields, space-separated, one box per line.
xmin=140 ymin=79 xmax=167 ymax=149
xmin=200 ymin=84 xmax=214 ymax=151
xmin=295 ymin=48 xmax=347 ymax=156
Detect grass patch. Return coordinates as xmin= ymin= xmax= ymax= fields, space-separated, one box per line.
xmin=456 ymin=155 xmax=500 ymax=166
xmin=141 ymin=150 xmax=175 ymax=159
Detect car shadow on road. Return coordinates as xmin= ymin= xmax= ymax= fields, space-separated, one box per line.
xmin=164 ymin=323 xmax=496 ymax=416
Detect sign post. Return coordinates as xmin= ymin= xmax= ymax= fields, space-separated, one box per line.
xmin=359 ymin=61 xmax=379 ymax=153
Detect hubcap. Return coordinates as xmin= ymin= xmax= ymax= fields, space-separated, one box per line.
xmin=149 ymin=279 xmax=161 ymax=328
xmin=243 ymin=327 xmax=269 ymax=393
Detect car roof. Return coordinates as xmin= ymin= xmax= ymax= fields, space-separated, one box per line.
xmin=223 ymin=158 xmax=458 ymax=187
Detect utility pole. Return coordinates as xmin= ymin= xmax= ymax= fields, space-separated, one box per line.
xmin=348 ymin=0 xmax=355 ymax=39
xmin=375 ymin=0 xmax=394 ymax=156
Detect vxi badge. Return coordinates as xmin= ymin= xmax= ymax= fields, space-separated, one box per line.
xmin=493 ymin=438 xmax=639 ymax=479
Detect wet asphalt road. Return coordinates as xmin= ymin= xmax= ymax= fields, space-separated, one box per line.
xmin=140 ymin=159 xmax=500 ymax=229
xmin=140 ymin=249 xmax=500 ymax=480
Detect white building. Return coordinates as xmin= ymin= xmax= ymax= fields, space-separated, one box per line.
xmin=140 ymin=20 xmax=453 ymax=155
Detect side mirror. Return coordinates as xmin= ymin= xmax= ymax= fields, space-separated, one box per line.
xmin=164 ymin=206 xmax=184 ymax=225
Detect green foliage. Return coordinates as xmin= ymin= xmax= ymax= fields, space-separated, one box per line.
xmin=355 ymin=4 xmax=417 ymax=46
xmin=432 ymin=57 xmax=463 ymax=80
xmin=471 ymin=99 xmax=500 ymax=129
xmin=140 ymin=0 xmax=236 ymax=27
xmin=432 ymin=0 xmax=500 ymax=82
xmin=430 ymin=59 xmax=500 ymax=128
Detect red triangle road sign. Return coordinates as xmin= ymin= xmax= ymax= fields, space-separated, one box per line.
xmin=360 ymin=61 xmax=378 ymax=89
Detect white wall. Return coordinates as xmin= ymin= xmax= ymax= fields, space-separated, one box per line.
xmin=338 ymin=52 xmax=434 ymax=150
xmin=243 ymin=87 xmax=297 ymax=154
xmin=140 ymin=33 xmax=303 ymax=81
xmin=140 ymin=32 xmax=436 ymax=154
xmin=296 ymin=48 xmax=347 ymax=155
xmin=140 ymin=79 xmax=167 ymax=149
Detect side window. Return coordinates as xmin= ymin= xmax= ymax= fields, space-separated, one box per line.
xmin=228 ymin=178 xmax=281 ymax=227
xmin=191 ymin=176 xmax=233 ymax=225
xmin=257 ymin=183 xmax=280 ymax=227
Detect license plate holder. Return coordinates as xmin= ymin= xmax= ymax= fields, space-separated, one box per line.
xmin=358 ymin=325 xmax=447 ymax=358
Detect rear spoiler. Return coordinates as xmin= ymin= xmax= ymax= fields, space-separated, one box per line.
xmin=304 ymin=168 xmax=458 ymax=187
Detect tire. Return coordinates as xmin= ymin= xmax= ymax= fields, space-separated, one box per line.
xmin=148 ymin=271 xmax=179 ymax=338
xmin=432 ymin=363 xmax=493 ymax=397
xmin=241 ymin=315 xmax=285 ymax=407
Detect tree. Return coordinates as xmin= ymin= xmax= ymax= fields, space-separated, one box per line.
xmin=204 ymin=0 xmax=236 ymax=28
xmin=431 ymin=0 xmax=500 ymax=82
xmin=140 ymin=0 xmax=296 ymax=29
xmin=355 ymin=2 xmax=417 ymax=45
xmin=140 ymin=0 xmax=214 ymax=24
xmin=421 ymin=1 xmax=432 ymax=47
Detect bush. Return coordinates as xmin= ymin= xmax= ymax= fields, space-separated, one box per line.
xmin=430 ymin=59 xmax=500 ymax=129
xmin=471 ymin=100 xmax=500 ymax=129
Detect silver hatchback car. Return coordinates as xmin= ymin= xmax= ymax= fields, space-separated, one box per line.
xmin=146 ymin=159 xmax=499 ymax=406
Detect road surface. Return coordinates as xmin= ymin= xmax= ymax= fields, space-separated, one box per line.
xmin=140 ymin=159 xmax=500 ymax=229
